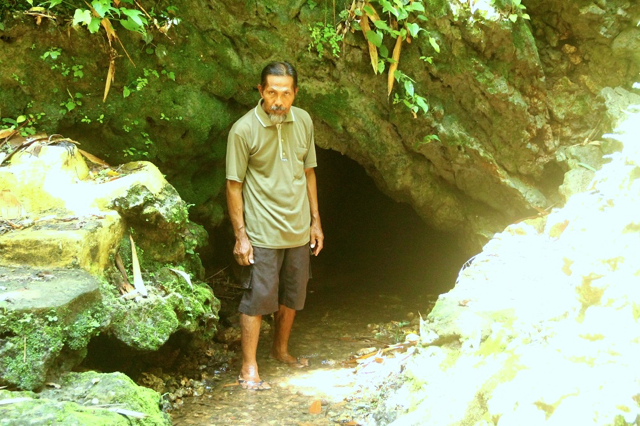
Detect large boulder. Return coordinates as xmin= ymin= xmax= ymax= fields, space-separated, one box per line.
xmin=0 ymin=141 xmax=219 ymax=390
xmin=373 ymin=109 xmax=640 ymax=425
xmin=0 ymin=371 xmax=171 ymax=425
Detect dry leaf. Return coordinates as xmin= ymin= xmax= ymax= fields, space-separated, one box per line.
xmin=388 ymin=35 xmax=402 ymax=96
xmin=0 ymin=398 xmax=32 ymax=406
xmin=360 ymin=14 xmax=378 ymax=74
xmin=129 ymin=235 xmax=148 ymax=297
xmin=103 ymin=56 xmax=115 ymax=103
xmin=45 ymin=382 xmax=61 ymax=389
xmin=169 ymin=268 xmax=193 ymax=290
xmin=78 ymin=148 xmax=109 ymax=166
xmin=108 ymin=408 xmax=148 ymax=419
xmin=0 ymin=129 xmax=14 ymax=139
xmin=309 ymin=400 xmax=322 ymax=414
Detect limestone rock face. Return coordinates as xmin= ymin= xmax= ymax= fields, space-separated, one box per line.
xmin=0 ymin=141 xmax=219 ymax=390
xmin=377 ymin=110 xmax=640 ymax=425
xmin=0 ymin=1 xmax=637 ymax=248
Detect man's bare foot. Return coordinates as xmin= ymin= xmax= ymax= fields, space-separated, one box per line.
xmin=237 ymin=375 xmax=271 ymax=391
xmin=270 ymin=351 xmax=309 ymax=367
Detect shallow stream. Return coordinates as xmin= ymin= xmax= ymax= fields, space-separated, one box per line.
xmin=170 ymin=266 xmax=445 ymax=426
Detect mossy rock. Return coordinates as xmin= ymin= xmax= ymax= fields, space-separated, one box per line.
xmin=0 ymin=267 xmax=106 ymax=391
xmin=0 ymin=371 xmax=170 ymax=425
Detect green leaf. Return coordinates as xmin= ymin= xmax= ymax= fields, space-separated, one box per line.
xmin=352 ymin=21 xmax=361 ymax=31
xmin=46 ymin=0 xmax=63 ymax=8
xmin=402 ymin=99 xmax=412 ymax=109
xmin=407 ymin=2 xmax=425 ymax=12
xmin=168 ymin=72 xmax=176 ymax=81
xmin=509 ymin=14 xmax=518 ymax=22
xmin=0 ymin=23 xmax=5 ymax=31
xmin=416 ymin=97 xmax=429 ymax=113
xmin=522 ymin=13 xmax=530 ymax=20
xmin=363 ymin=5 xmax=376 ymax=16
xmin=120 ymin=17 xmax=144 ymax=34
xmin=513 ymin=0 xmax=521 ymax=6
xmin=403 ymin=80 xmax=414 ymax=96
xmin=65 ymin=102 xmax=76 ymax=111
xmin=75 ymin=93 xmax=83 ymax=98
xmin=123 ymin=86 xmax=131 ymax=98
xmin=92 ymin=0 xmax=109 ymax=17
xmin=366 ymin=30 xmax=382 ymax=48
xmin=429 ymin=36 xmax=440 ymax=53
xmin=417 ymin=14 xmax=428 ymax=21
xmin=121 ymin=8 xmax=146 ymax=26
xmin=379 ymin=44 xmax=389 ymax=58
xmin=88 ymin=17 xmax=101 ymax=33
xmin=16 ymin=115 xmax=27 ymax=123
xmin=354 ymin=8 xmax=362 ymax=16
xmin=373 ymin=20 xmax=390 ymax=31
xmin=73 ymin=9 xmax=92 ymax=27
xmin=406 ymin=22 xmax=420 ymax=38
xmin=377 ymin=60 xmax=385 ymax=74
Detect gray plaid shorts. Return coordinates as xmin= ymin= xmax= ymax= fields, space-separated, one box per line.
xmin=238 ymin=244 xmax=311 ymax=316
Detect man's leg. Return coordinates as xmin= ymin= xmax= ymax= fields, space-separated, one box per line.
xmin=240 ymin=313 xmax=269 ymax=387
xmin=271 ymin=304 xmax=297 ymax=363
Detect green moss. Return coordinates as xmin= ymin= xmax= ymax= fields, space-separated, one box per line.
xmin=300 ymin=89 xmax=349 ymax=132
xmin=0 ymin=303 xmax=104 ymax=390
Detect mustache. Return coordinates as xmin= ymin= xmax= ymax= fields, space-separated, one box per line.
xmin=270 ymin=105 xmax=286 ymax=112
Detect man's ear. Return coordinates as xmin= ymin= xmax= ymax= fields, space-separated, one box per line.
xmin=294 ymin=87 xmax=299 ymax=95
xmin=257 ymin=85 xmax=263 ymax=96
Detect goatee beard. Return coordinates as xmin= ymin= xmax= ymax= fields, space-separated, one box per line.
xmin=269 ymin=113 xmax=286 ymax=124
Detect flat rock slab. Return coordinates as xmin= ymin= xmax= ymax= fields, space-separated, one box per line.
xmin=0 ymin=266 xmax=100 ymax=312
xmin=0 ymin=267 xmax=104 ymax=390
xmin=0 ymin=212 xmax=123 ymax=275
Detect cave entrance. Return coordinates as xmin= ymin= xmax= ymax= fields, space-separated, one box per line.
xmin=307 ymin=147 xmax=468 ymax=309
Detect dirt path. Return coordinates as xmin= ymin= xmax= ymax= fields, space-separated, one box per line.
xmin=170 ymin=272 xmax=439 ymax=426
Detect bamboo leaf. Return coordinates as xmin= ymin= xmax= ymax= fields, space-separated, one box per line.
xmin=103 ymin=56 xmax=115 ymax=102
xmin=388 ymin=35 xmax=402 ymax=96
xmin=129 ymin=234 xmax=148 ymax=297
xmin=360 ymin=15 xmax=379 ymax=74
xmin=78 ymin=148 xmax=110 ymax=166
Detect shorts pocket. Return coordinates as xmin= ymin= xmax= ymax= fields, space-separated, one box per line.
xmin=240 ymin=265 xmax=253 ymax=289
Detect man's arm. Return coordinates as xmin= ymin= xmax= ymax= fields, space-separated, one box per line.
xmin=226 ymin=180 xmax=254 ymax=265
xmin=305 ymin=168 xmax=324 ymax=256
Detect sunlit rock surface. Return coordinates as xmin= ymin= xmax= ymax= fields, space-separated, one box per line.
xmin=378 ymin=110 xmax=640 ymax=425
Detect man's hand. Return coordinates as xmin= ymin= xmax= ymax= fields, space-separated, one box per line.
xmin=310 ymin=222 xmax=324 ymax=256
xmin=233 ymin=234 xmax=254 ymax=266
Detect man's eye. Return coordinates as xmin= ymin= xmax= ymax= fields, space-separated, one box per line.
xmin=285 ymin=92 xmax=290 ymax=96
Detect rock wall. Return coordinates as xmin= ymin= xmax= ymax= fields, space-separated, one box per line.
xmin=0 ymin=0 xmax=638 ymax=249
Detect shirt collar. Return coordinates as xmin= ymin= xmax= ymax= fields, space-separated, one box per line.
xmin=254 ymin=99 xmax=295 ymax=127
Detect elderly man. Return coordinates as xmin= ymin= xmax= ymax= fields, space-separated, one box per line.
xmin=225 ymin=62 xmax=324 ymax=391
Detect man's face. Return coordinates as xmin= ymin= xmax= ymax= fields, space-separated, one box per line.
xmin=258 ymin=75 xmax=298 ymax=120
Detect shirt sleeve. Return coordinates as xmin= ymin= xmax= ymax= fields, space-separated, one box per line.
xmin=226 ymin=127 xmax=249 ymax=182
xmin=303 ymin=121 xmax=317 ymax=169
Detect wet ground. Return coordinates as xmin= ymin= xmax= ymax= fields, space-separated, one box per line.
xmin=170 ymin=264 xmax=448 ymax=426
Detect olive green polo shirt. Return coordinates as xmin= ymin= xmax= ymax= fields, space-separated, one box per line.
xmin=226 ymin=100 xmax=317 ymax=249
